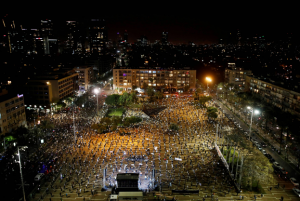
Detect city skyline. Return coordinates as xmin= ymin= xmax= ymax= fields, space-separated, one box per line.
xmin=2 ymin=5 xmax=299 ymax=45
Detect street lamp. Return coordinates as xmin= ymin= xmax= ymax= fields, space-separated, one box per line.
xmin=206 ymin=77 xmax=212 ymax=94
xmin=17 ymin=146 xmax=28 ymax=201
xmin=247 ymin=106 xmax=260 ymax=141
xmin=94 ymin=88 xmax=100 ymax=115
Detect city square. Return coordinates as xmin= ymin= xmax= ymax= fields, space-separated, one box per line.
xmin=18 ymin=94 xmax=298 ymax=201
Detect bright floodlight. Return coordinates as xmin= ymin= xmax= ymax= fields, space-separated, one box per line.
xmin=219 ymin=88 xmax=222 ymax=90
xmin=94 ymin=88 xmax=99 ymax=94
xmin=247 ymin=106 xmax=251 ymax=109
xmin=254 ymin=110 xmax=260 ymax=114
xmin=206 ymin=77 xmax=212 ymax=82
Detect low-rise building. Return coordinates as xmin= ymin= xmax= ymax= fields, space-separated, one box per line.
xmin=74 ymin=66 xmax=94 ymax=91
xmin=24 ymin=71 xmax=78 ymax=113
xmin=0 ymin=89 xmax=26 ymax=135
xmin=113 ymin=67 xmax=196 ymax=92
xmin=225 ymin=63 xmax=252 ymax=90
xmin=245 ymin=75 xmax=300 ymax=116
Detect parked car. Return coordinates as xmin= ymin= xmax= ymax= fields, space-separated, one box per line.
xmin=269 ymin=158 xmax=275 ymax=163
xmin=34 ymin=173 xmax=44 ymax=181
xmin=293 ymin=188 xmax=300 ymax=197
xmin=290 ymin=178 xmax=299 ymax=187
xmin=261 ymin=142 xmax=267 ymax=147
xmin=273 ymin=162 xmax=280 ymax=168
xmin=261 ymin=150 xmax=267 ymax=155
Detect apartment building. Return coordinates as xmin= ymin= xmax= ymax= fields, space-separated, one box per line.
xmin=225 ymin=63 xmax=252 ymax=90
xmin=245 ymin=75 xmax=300 ymax=116
xmin=74 ymin=66 xmax=94 ymax=91
xmin=24 ymin=71 xmax=78 ymax=113
xmin=113 ymin=67 xmax=196 ymax=92
xmin=0 ymin=89 xmax=26 ymax=135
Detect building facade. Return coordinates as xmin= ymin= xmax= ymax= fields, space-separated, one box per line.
xmin=113 ymin=67 xmax=196 ymax=92
xmin=24 ymin=72 xmax=78 ymax=113
xmin=245 ymin=75 xmax=300 ymax=116
xmin=0 ymin=89 xmax=26 ymax=135
xmin=74 ymin=66 xmax=94 ymax=91
xmin=225 ymin=63 xmax=252 ymax=90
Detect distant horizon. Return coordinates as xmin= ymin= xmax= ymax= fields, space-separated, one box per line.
xmin=2 ymin=10 xmax=300 ymax=45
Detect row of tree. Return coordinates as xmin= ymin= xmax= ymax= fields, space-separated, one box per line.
xmin=105 ymin=92 xmax=138 ymax=106
xmin=215 ymin=82 xmax=299 ymax=155
xmin=91 ymin=116 xmax=142 ymax=133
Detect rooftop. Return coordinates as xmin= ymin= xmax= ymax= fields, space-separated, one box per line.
xmin=114 ymin=66 xmax=196 ymax=70
xmin=248 ymin=75 xmax=300 ymax=94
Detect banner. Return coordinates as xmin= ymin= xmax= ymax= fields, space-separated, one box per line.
xmin=215 ymin=142 xmax=229 ymax=170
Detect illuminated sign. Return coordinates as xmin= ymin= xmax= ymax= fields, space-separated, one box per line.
xmin=17 ymin=94 xmax=23 ymax=98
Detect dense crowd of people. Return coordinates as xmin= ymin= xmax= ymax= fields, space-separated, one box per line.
xmin=15 ymin=95 xmax=238 ymax=200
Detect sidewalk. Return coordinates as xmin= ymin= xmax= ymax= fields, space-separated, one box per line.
xmin=219 ymin=99 xmax=298 ymax=163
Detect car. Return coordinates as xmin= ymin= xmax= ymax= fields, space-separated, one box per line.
xmin=34 ymin=173 xmax=44 ymax=181
xmin=290 ymin=178 xmax=299 ymax=186
xmin=257 ymin=146 xmax=262 ymax=150
xmin=261 ymin=142 xmax=267 ymax=147
xmin=269 ymin=158 xmax=275 ymax=163
xmin=261 ymin=150 xmax=267 ymax=155
xmin=273 ymin=162 xmax=280 ymax=167
xmin=278 ymin=167 xmax=287 ymax=175
xmin=265 ymin=154 xmax=272 ymax=159
xmin=293 ymin=188 xmax=300 ymax=197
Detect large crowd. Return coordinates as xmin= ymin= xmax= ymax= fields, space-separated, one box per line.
xmin=25 ymin=95 xmax=237 ymax=200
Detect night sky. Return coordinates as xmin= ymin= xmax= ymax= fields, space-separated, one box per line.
xmin=2 ymin=3 xmax=299 ymax=45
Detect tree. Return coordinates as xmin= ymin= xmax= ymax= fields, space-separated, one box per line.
xmin=142 ymin=82 xmax=148 ymax=89
xmin=154 ymin=91 xmax=164 ymax=99
xmin=74 ymin=93 xmax=88 ymax=106
xmin=217 ymin=82 xmax=224 ymax=90
xmin=105 ymin=94 xmax=120 ymax=106
xmin=111 ymin=116 xmax=122 ymax=126
xmin=198 ymin=96 xmax=212 ymax=107
xmin=207 ymin=106 xmax=218 ymax=120
xmin=91 ymin=124 xmax=107 ymax=133
xmin=277 ymin=111 xmax=291 ymax=153
xmin=40 ymin=120 xmax=54 ymax=131
xmin=100 ymin=117 xmax=112 ymax=126
xmin=119 ymin=92 xmax=130 ymax=106
xmin=57 ymin=100 xmax=66 ymax=110
xmin=31 ymin=127 xmax=43 ymax=147
xmin=129 ymin=91 xmax=138 ymax=103
xmin=146 ymin=87 xmax=155 ymax=97
xmin=12 ymin=126 xmax=29 ymax=146
xmin=193 ymin=88 xmax=201 ymax=100
xmin=169 ymin=123 xmax=179 ymax=131
xmin=184 ymin=85 xmax=190 ymax=92
xmin=242 ymin=149 xmax=273 ymax=190
xmin=132 ymin=85 xmax=137 ymax=91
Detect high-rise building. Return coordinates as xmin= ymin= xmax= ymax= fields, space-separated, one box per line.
xmin=161 ymin=32 xmax=168 ymax=45
xmin=225 ymin=63 xmax=252 ymax=90
xmin=74 ymin=66 xmax=94 ymax=91
xmin=88 ymin=19 xmax=107 ymax=56
xmin=124 ymin=30 xmax=128 ymax=42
